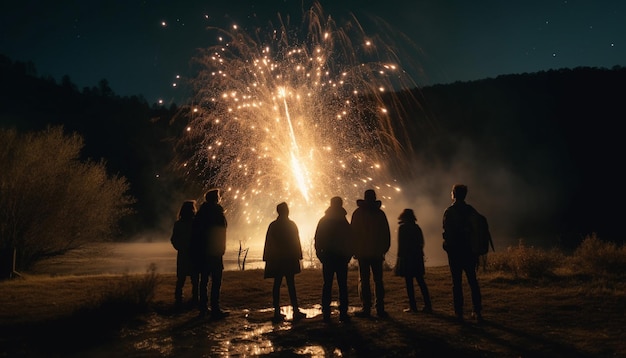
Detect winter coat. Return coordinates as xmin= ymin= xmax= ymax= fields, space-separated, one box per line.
xmin=171 ymin=217 xmax=194 ymax=277
xmin=442 ymin=200 xmax=476 ymax=255
xmin=191 ymin=202 xmax=227 ymax=267
xmin=263 ymin=215 xmax=303 ymax=278
xmin=394 ymin=221 xmax=426 ymax=277
xmin=314 ymin=205 xmax=353 ymax=264
xmin=350 ymin=198 xmax=391 ymax=260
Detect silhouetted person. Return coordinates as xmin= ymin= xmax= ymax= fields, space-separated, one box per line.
xmin=350 ymin=189 xmax=391 ymax=318
xmin=263 ymin=202 xmax=307 ymax=323
xmin=314 ymin=196 xmax=353 ymax=323
xmin=394 ymin=208 xmax=432 ymax=314
xmin=170 ymin=200 xmax=199 ymax=309
xmin=442 ymin=184 xmax=483 ymax=323
xmin=192 ymin=189 xmax=229 ymax=319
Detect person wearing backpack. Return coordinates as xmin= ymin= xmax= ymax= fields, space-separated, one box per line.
xmin=442 ymin=184 xmax=484 ymax=323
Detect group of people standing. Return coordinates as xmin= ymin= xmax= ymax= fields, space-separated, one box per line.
xmin=169 ymin=189 xmax=229 ymax=319
xmin=170 ymin=184 xmax=485 ymax=324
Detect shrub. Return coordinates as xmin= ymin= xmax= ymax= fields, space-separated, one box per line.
xmin=487 ymin=239 xmax=563 ymax=279
xmin=98 ymin=264 xmax=160 ymax=314
xmin=0 ymin=126 xmax=135 ymax=270
xmin=570 ymin=234 xmax=626 ymax=276
xmin=66 ymin=265 xmax=161 ymax=333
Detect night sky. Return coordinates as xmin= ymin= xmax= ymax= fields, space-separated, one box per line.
xmin=1 ymin=0 xmax=624 ymax=105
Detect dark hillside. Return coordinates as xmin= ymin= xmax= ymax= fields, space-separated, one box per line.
xmin=405 ymin=67 xmax=625 ymax=245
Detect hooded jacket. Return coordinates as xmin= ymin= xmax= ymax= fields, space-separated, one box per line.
xmin=314 ymin=205 xmax=353 ymax=263
xmin=350 ymin=198 xmax=391 ymax=260
xmin=191 ymin=201 xmax=227 ymax=260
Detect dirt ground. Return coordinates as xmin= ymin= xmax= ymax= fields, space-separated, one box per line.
xmin=63 ymin=303 xmax=502 ymax=358
xmin=3 ymin=270 xmax=624 ymax=357
xmin=2 ymin=243 xmax=624 ymax=357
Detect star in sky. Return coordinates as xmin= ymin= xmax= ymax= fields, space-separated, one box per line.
xmin=0 ymin=0 xmax=623 ymax=103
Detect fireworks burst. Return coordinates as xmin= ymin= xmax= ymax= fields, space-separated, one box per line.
xmin=177 ymin=2 xmax=424 ymax=247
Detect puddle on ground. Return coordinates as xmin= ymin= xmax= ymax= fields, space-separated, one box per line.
xmin=76 ymin=303 xmax=355 ymax=357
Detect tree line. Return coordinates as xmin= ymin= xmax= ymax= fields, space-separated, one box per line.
xmin=0 ymin=55 xmax=199 ymax=238
xmin=390 ymin=66 xmax=625 ymax=246
xmin=1 ymin=53 xmax=623 ymax=270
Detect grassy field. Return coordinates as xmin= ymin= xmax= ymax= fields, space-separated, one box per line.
xmin=1 ymin=237 xmax=624 ymax=357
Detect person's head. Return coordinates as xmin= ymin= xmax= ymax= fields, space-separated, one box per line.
xmin=363 ymin=189 xmax=377 ymax=202
xmin=276 ymin=202 xmax=289 ymax=216
xmin=330 ymin=196 xmax=343 ymax=208
xmin=178 ymin=200 xmax=197 ymax=220
xmin=398 ymin=208 xmax=416 ymax=223
xmin=205 ymin=188 xmax=221 ymax=203
xmin=451 ymin=184 xmax=468 ymax=201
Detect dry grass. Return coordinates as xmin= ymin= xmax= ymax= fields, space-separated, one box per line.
xmin=1 ymin=261 xmax=624 ymax=357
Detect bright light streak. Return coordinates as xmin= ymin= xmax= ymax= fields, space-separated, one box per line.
xmin=177 ymin=3 xmax=420 ymax=247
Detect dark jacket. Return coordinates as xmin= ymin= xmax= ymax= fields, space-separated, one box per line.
xmin=263 ymin=215 xmax=303 ymax=277
xmin=314 ymin=205 xmax=353 ymax=264
xmin=191 ymin=201 xmax=227 ymax=265
xmin=394 ymin=221 xmax=426 ymax=277
xmin=442 ymin=200 xmax=476 ymax=255
xmin=171 ymin=217 xmax=194 ymax=276
xmin=350 ymin=198 xmax=391 ymax=260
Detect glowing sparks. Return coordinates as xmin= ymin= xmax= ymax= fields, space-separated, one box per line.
xmin=178 ymin=4 xmax=418 ymax=244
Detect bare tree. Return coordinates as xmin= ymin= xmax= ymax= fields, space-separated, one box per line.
xmin=0 ymin=126 xmax=135 ymax=270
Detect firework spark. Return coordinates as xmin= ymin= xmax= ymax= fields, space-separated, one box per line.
xmin=178 ymin=3 xmax=422 ymax=247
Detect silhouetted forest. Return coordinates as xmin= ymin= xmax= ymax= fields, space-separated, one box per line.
xmin=1 ymin=53 xmax=623 ymax=244
xmin=0 ymin=54 xmax=195 ymax=238
xmin=398 ymin=66 xmax=625 ymax=246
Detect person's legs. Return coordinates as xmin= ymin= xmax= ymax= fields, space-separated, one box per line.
xmin=210 ymin=268 xmax=225 ymax=314
xmin=190 ymin=272 xmax=199 ymax=304
xmin=271 ymin=276 xmax=285 ymax=322
xmin=416 ymin=275 xmax=432 ymax=311
xmin=272 ymin=276 xmax=282 ymax=312
xmin=321 ymin=263 xmax=334 ymax=320
xmin=198 ymin=268 xmax=210 ymax=316
xmin=285 ymin=274 xmax=298 ymax=309
xmin=286 ymin=274 xmax=306 ymax=320
xmin=336 ymin=262 xmax=349 ymax=319
xmin=175 ymin=274 xmax=185 ymax=305
xmin=207 ymin=257 xmax=228 ymax=318
xmin=404 ymin=276 xmax=417 ymax=312
xmin=371 ymin=259 xmax=386 ymax=316
xmin=448 ymin=254 xmax=464 ymax=320
xmin=357 ymin=259 xmax=372 ymax=316
xmin=464 ymin=256 xmax=482 ymax=320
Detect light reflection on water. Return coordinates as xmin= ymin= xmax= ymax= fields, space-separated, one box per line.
xmin=104 ymin=305 xmax=337 ymax=357
xmin=267 ymin=304 xmax=323 ymax=321
xmin=31 ymin=242 xmax=369 ymax=356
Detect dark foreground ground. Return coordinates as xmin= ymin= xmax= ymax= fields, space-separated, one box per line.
xmin=1 ymin=263 xmax=624 ymax=357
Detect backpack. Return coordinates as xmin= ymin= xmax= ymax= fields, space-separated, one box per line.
xmin=468 ymin=209 xmax=494 ymax=255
